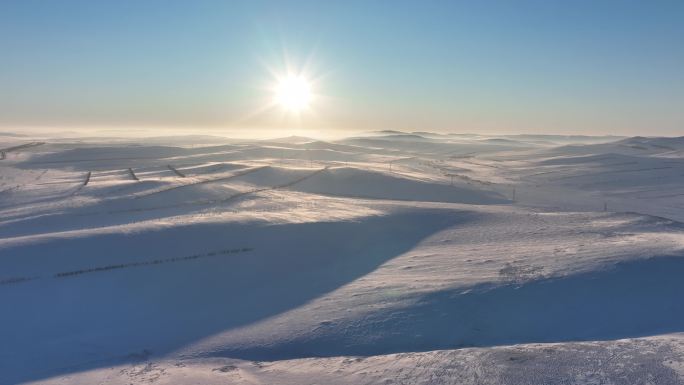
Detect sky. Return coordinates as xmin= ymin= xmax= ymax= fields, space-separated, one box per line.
xmin=1 ymin=0 xmax=683 ymax=136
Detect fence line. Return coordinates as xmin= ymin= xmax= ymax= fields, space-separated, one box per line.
xmin=128 ymin=168 xmax=139 ymax=181
xmin=0 ymin=247 xmax=254 ymax=286
xmin=167 ymin=164 xmax=186 ymax=178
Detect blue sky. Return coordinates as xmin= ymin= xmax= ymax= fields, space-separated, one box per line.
xmin=1 ymin=0 xmax=683 ymax=135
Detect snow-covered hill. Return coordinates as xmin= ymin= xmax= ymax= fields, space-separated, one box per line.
xmin=1 ymin=132 xmax=683 ymax=384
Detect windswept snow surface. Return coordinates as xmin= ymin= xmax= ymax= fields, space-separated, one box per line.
xmin=1 ymin=132 xmax=684 ymax=384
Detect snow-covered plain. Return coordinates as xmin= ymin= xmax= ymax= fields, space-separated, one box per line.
xmin=1 ymin=131 xmax=684 ymax=384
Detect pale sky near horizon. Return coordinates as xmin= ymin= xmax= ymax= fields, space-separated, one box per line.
xmin=1 ymin=0 xmax=683 ymax=136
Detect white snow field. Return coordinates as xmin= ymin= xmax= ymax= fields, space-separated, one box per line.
xmin=1 ymin=131 xmax=684 ymax=384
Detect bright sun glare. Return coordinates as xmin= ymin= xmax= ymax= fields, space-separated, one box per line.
xmin=274 ymin=75 xmax=312 ymax=113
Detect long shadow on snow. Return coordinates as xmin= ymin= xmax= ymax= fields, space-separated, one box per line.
xmin=0 ymin=209 xmax=461 ymax=385
xmin=223 ymin=255 xmax=684 ymax=360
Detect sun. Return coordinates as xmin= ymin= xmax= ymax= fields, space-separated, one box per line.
xmin=274 ymin=75 xmax=312 ymax=113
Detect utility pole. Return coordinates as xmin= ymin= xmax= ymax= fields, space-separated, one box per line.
xmin=512 ymin=186 xmax=516 ymax=201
